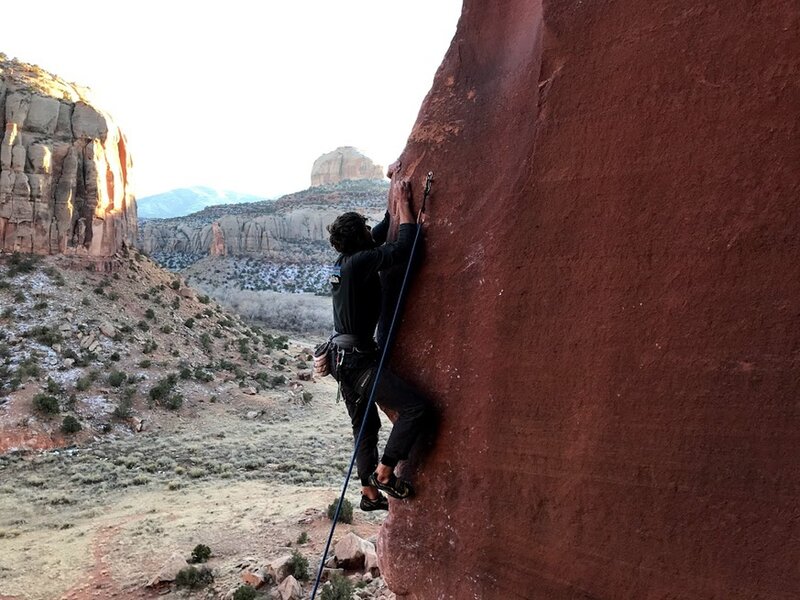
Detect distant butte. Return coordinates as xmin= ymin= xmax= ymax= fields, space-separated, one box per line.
xmin=310 ymin=146 xmax=384 ymax=187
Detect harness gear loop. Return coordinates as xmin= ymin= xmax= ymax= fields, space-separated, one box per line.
xmin=309 ymin=170 xmax=434 ymax=600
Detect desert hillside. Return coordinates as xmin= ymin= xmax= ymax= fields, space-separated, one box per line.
xmin=0 ymin=251 xmax=396 ymax=600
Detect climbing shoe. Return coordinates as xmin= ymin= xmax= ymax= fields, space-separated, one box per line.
xmin=369 ymin=472 xmax=415 ymax=500
xmin=360 ymin=492 xmax=389 ymax=512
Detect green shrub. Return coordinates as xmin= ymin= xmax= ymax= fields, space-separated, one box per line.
xmin=33 ymin=393 xmax=59 ymax=414
xmin=137 ymin=320 xmax=149 ymax=332
xmin=113 ymin=393 xmax=134 ymax=419
xmin=160 ymin=324 xmax=173 ymax=334
xmin=190 ymin=544 xmax=211 ymax=563
xmin=164 ymin=393 xmax=183 ymax=411
xmin=17 ymin=356 xmax=41 ymax=380
xmin=179 ymin=367 xmax=192 ymax=380
xmin=144 ymin=308 xmax=155 ymax=319
xmin=296 ymin=531 xmax=309 ymax=545
xmin=170 ymin=280 xmax=181 ymax=290
xmin=137 ymin=359 xmax=152 ymax=368
xmin=198 ymin=294 xmax=210 ymax=304
xmin=326 ymin=498 xmax=353 ymax=524
xmin=174 ymin=565 xmax=213 ymax=589
xmin=33 ymin=300 xmax=48 ymax=310
xmin=194 ymin=368 xmax=213 ymax=382
xmin=321 ymin=574 xmax=354 ymax=600
xmin=142 ymin=339 xmax=158 ymax=354
xmin=287 ymin=549 xmax=309 ymax=581
xmin=13 ymin=291 xmax=26 ymax=303
xmin=109 ymin=351 xmax=121 ymax=361
xmin=24 ymin=326 xmax=62 ymax=347
xmin=7 ymin=252 xmax=40 ymax=276
xmin=107 ymin=291 xmax=120 ymax=301
xmin=171 ymin=297 xmax=180 ymax=310
xmin=108 ymin=370 xmax=127 ymax=387
xmin=200 ymin=332 xmax=212 ymax=351
xmin=43 ymin=266 xmax=65 ymax=286
xmin=61 ymin=415 xmax=81 ymax=434
xmin=232 ymin=586 xmax=257 ymax=600
xmin=75 ymin=376 xmax=91 ymax=391
xmin=183 ymin=318 xmax=195 ymax=329
xmin=45 ymin=378 xmax=63 ymax=395
xmin=149 ymin=374 xmax=178 ymax=404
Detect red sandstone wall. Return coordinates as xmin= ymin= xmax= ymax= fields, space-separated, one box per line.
xmin=380 ymin=1 xmax=800 ymax=598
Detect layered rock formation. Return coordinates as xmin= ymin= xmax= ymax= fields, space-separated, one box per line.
xmin=139 ymin=180 xmax=387 ymax=260
xmin=0 ymin=57 xmax=135 ymax=256
xmin=380 ymin=2 xmax=800 ymax=598
xmin=310 ymin=146 xmax=384 ymax=186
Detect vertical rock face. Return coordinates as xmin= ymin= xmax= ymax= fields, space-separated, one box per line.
xmin=0 ymin=58 xmax=136 ymax=256
xmin=310 ymin=146 xmax=384 ymax=186
xmin=381 ymin=2 xmax=800 ymax=599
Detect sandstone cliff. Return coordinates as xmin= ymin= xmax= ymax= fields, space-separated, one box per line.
xmin=0 ymin=56 xmax=135 ymax=256
xmin=139 ymin=179 xmax=387 ymax=261
xmin=310 ymin=146 xmax=384 ymax=187
xmin=380 ymin=2 xmax=800 ymax=599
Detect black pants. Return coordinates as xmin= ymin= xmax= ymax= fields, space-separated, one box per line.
xmin=332 ymin=346 xmax=429 ymax=487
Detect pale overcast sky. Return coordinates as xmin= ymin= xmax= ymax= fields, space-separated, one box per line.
xmin=3 ymin=1 xmax=462 ymax=198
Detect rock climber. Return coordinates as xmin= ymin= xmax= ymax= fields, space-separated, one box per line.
xmin=324 ymin=162 xmax=430 ymax=512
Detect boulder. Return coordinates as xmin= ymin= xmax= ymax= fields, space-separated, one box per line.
xmin=321 ymin=567 xmax=344 ymax=582
xmin=241 ymin=570 xmax=266 ymax=588
xmin=98 ymin=321 xmax=115 ymax=338
xmin=267 ymin=554 xmax=293 ymax=583
xmin=277 ymin=575 xmax=302 ymax=600
xmin=146 ymin=552 xmax=188 ymax=586
xmin=334 ymin=532 xmax=374 ymax=570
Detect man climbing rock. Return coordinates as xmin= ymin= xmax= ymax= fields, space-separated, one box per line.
xmin=325 ymin=164 xmax=430 ymax=511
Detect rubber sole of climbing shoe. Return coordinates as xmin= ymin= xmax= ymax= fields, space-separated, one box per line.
xmin=360 ymin=493 xmax=389 ymax=512
xmin=369 ymin=472 xmax=415 ymax=500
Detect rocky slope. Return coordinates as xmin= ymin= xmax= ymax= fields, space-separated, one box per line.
xmin=0 ymin=250 xmax=399 ymax=600
xmin=0 ymin=250 xmax=310 ymax=453
xmin=0 ymin=56 xmax=135 ymax=257
xmin=378 ymin=1 xmax=800 ymax=599
xmin=310 ymin=146 xmax=384 ymax=187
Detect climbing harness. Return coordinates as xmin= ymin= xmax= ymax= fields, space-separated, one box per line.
xmin=310 ymin=171 xmax=434 ymax=599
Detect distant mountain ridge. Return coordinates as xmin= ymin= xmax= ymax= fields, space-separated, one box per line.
xmin=137 ymin=179 xmax=389 ymax=295
xmin=137 ymin=187 xmax=269 ymax=219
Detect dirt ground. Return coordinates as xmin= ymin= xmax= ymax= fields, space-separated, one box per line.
xmin=0 ymin=375 xmax=390 ymax=600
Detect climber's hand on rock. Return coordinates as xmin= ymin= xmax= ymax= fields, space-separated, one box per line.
xmin=397 ymin=180 xmax=414 ymax=225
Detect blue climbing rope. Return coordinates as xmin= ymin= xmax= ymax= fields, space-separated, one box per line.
xmin=309 ymin=172 xmax=434 ymax=599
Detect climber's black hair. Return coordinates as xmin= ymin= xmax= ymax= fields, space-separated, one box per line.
xmin=327 ymin=212 xmax=371 ymax=255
